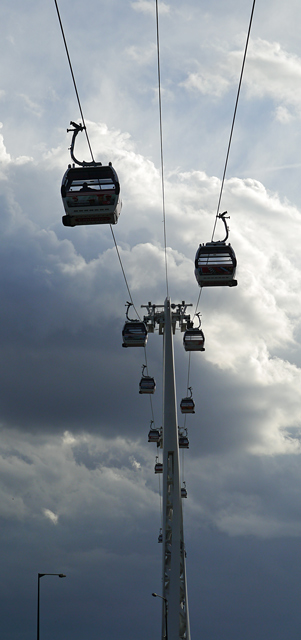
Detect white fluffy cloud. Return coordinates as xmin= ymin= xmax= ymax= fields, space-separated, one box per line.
xmin=182 ymin=37 xmax=301 ymax=118
xmin=2 ymin=2 xmax=301 ymax=639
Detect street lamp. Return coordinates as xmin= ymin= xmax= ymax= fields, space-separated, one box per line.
xmin=152 ymin=592 xmax=168 ymax=640
xmin=37 ymin=573 xmax=66 ymax=640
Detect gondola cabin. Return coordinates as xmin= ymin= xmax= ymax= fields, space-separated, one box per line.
xmin=148 ymin=428 xmax=161 ymax=443
xmin=183 ymin=328 xmax=205 ymax=352
xmin=122 ymin=321 xmax=148 ymax=348
xmin=195 ymin=242 xmax=237 ymax=288
xmin=139 ymin=376 xmax=156 ymax=394
xmin=179 ymin=435 xmax=189 ymax=449
xmin=180 ymin=397 xmax=195 ymax=414
xmin=181 ymin=486 xmax=188 ymax=499
xmin=61 ymin=165 xmax=121 ymax=227
xmin=155 ymin=462 xmax=163 ymax=474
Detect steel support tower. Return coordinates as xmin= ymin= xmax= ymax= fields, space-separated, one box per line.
xmin=142 ymin=298 xmax=191 ymax=640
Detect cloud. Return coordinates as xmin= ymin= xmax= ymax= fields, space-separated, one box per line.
xmin=2 ymin=3 xmax=301 ymax=634
xmin=0 ymin=123 xmax=11 ymax=164
xmin=131 ymin=0 xmax=170 ymax=15
xmin=181 ymin=70 xmax=230 ymax=97
xmin=0 ymin=120 xmax=300 ymax=462
xmin=18 ymin=93 xmax=43 ymax=118
xmin=43 ymin=508 xmax=59 ymax=524
xmin=125 ymin=44 xmax=156 ymax=65
xmin=181 ymin=37 xmax=301 ymax=118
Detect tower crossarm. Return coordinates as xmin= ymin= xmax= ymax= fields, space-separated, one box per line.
xmin=141 ymin=301 xmax=193 ymax=333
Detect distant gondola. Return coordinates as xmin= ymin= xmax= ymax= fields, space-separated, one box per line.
xmin=179 ymin=428 xmax=189 ymax=449
xmin=122 ymin=321 xmax=148 ymax=348
xmin=139 ymin=364 xmax=156 ymax=394
xmin=122 ymin=303 xmax=148 ymax=348
xmin=154 ymin=457 xmax=163 ymax=474
xmin=148 ymin=428 xmax=161 ymax=444
xmin=194 ymin=212 xmax=237 ymax=288
xmin=61 ymin=122 xmax=121 ymax=227
xmin=183 ymin=316 xmax=205 ymax=352
xmin=180 ymin=387 xmax=195 ymax=414
xmin=181 ymin=483 xmax=187 ymax=499
xmin=148 ymin=421 xmax=161 ymax=444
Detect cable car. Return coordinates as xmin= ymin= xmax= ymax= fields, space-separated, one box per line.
xmin=180 ymin=387 xmax=195 ymax=414
xmin=122 ymin=302 xmax=148 ymax=348
xmin=179 ymin=434 xmax=189 ymax=449
xmin=122 ymin=321 xmax=148 ymax=348
xmin=139 ymin=364 xmax=156 ymax=394
xmin=148 ymin=428 xmax=161 ymax=443
xmin=148 ymin=421 xmax=161 ymax=444
xmin=194 ymin=212 xmax=237 ymax=288
xmin=61 ymin=122 xmax=121 ymax=227
xmin=179 ymin=428 xmax=189 ymax=449
xmin=183 ymin=325 xmax=205 ymax=352
xmin=158 ymin=528 xmax=163 ymax=543
xmin=181 ymin=483 xmax=187 ymax=499
xmin=155 ymin=456 xmax=163 ymax=474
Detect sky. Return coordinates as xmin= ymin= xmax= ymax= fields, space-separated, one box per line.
xmin=1 ymin=0 xmax=301 ymax=638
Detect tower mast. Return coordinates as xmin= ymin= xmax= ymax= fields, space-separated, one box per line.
xmin=162 ymin=297 xmax=190 ymax=640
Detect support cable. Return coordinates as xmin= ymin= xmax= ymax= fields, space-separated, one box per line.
xmin=155 ymin=0 xmax=169 ymax=297
xmin=53 ymin=0 xmax=95 ymax=162
xmin=110 ymin=227 xmax=141 ymax=320
xmin=188 ymin=0 xmax=257 ymax=389
xmin=211 ymin=0 xmax=256 ymax=241
xmin=186 ymin=0 xmax=256 ymax=422
xmin=143 ymin=346 xmax=156 ymax=425
xmin=54 ymin=0 xmax=157 ymax=447
xmin=53 ymin=0 xmax=143 ymax=323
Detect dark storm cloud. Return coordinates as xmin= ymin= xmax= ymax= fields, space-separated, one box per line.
xmin=2 ymin=1 xmax=301 ymax=640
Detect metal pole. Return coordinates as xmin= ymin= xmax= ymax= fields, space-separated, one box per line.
xmin=161 ymin=297 xmax=191 ymax=640
xmin=37 ymin=573 xmax=66 ymax=640
xmin=162 ymin=297 xmax=181 ymax=640
xmin=165 ymin=599 xmax=168 ymax=640
xmin=37 ymin=574 xmax=41 ymax=640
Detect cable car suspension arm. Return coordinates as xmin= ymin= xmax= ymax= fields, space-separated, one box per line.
xmin=67 ymin=121 xmax=102 ymax=167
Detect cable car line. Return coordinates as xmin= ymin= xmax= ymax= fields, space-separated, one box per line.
xmin=53 ymin=0 xmax=142 ymax=321
xmin=111 ymin=231 xmax=141 ymax=320
xmin=186 ymin=354 xmax=192 ymax=397
xmin=143 ymin=350 xmax=156 ymax=425
xmin=54 ymin=0 xmax=159 ymax=434
xmin=189 ymin=0 xmax=256 ymax=401
xmin=211 ymin=0 xmax=257 ymax=241
xmin=155 ymin=0 xmax=169 ymax=298
xmin=53 ymin=0 xmax=94 ymax=162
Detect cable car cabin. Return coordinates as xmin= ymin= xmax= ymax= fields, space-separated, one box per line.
xmin=180 ymin=397 xmax=195 ymax=414
xmin=139 ymin=376 xmax=156 ymax=394
xmin=183 ymin=328 xmax=205 ymax=352
xmin=179 ymin=435 xmax=189 ymax=449
xmin=61 ymin=165 xmax=121 ymax=227
xmin=181 ymin=486 xmax=188 ymax=499
xmin=122 ymin=322 xmax=148 ymax=348
xmin=148 ymin=428 xmax=161 ymax=443
xmin=195 ymin=242 xmax=237 ymax=288
xmin=154 ymin=462 xmax=163 ymax=474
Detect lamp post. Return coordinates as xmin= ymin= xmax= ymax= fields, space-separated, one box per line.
xmin=152 ymin=592 xmax=168 ymax=640
xmin=37 ymin=573 xmax=66 ymax=640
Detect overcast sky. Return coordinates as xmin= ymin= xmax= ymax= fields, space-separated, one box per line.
xmin=2 ymin=0 xmax=301 ymax=639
